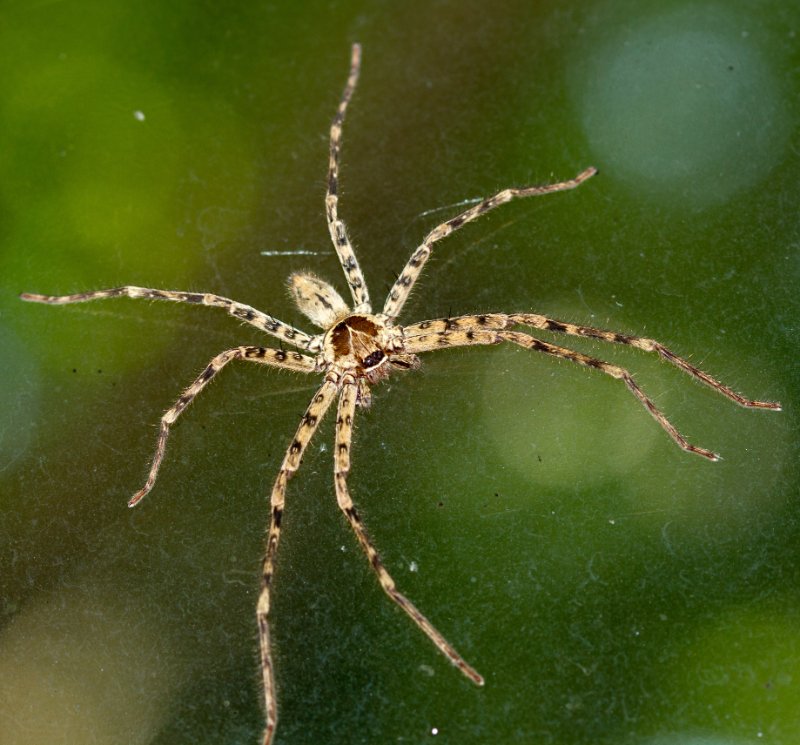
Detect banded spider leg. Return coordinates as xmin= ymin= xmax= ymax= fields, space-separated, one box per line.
xmin=401 ymin=313 xmax=780 ymax=462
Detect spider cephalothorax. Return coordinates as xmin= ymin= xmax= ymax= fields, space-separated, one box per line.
xmin=322 ymin=312 xmax=417 ymax=386
xmin=21 ymin=43 xmax=780 ymax=745
xmin=290 ymin=270 xmax=418 ymax=390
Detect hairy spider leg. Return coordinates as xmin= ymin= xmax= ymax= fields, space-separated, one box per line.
xmin=403 ymin=313 xmax=781 ymax=411
xmin=401 ymin=323 xmax=778 ymax=460
xmin=20 ymin=287 xmax=320 ymax=351
xmin=326 ymin=43 xmax=371 ymax=313
xmin=508 ymin=313 xmax=781 ymax=410
xmin=334 ymin=377 xmax=484 ymax=685
xmin=127 ymin=347 xmax=316 ymax=507
xmin=382 ymin=166 xmax=597 ymax=322
xmin=257 ymin=379 xmax=339 ymax=745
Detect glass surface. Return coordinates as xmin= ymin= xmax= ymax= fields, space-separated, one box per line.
xmin=2 ymin=1 xmax=798 ymax=744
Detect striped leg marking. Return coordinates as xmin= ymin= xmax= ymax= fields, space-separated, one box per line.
xmin=257 ymin=380 xmax=338 ymax=745
xmin=334 ymin=378 xmax=484 ymax=686
xmin=382 ymin=167 xmax=597 ymax=321
xmin=326 ymin=44 xmax=371 ymax=312
xmin=20 ymin=287 xmax=319 ymax=351
xmin=500 ymin=329 xmax=721 ymax=460
xmin=510 ymin=313 xmax=781 ymax=410
xmin=128 ymin=346 xmax=316 ymax=507
xmin=403 ymin=325 xmax=729 ymax=461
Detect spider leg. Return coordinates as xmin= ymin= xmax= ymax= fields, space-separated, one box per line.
xmin=20 ymin=287 xmax=320 ymax=351
xmin=499 ymin=330 xmax=722 ymax=459
xmin=381 ymin=166 xmax=597 ymax=321
xmin=257 ymin=379 xmax=338 ymax=745
xmin=402 ymin=326 xmax=722 ymax=460
xmin=404 ymin=314 xmax=781 ymax=410
xmin=128 ymin=346 xmax=316 ymax=507
xmin=334 ymin=376 xmax=484 ymax=686
xmin=508 ymin=313 xmax=781 ymax=410
xmin=326 ymin=43 xmax=371 ymax=313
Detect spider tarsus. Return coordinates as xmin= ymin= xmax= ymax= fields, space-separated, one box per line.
xmin=691 ymin=445 xmax=720 ymax=462
xmin=128 ymin=490 xmax=147 ymax=508
xmin=743 ymin=399 xmax=782 ymax=411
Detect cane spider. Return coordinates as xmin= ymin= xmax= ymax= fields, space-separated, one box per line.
xmin=21 ymin=44 xmax=781 ymax=744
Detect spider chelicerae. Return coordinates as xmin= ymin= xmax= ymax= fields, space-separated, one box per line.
xmin=22 ymin=44 xmax=781 ymax=744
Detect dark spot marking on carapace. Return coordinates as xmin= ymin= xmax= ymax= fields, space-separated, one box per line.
xmin=330 ymin=315 xmax=380 ymax=356
xmin=362 ymin=350 xmax=385 ymax=369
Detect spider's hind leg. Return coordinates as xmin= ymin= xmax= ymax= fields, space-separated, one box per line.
xmin=382 ymin=167 xmax=597 ymax=321
xmin=326 ymin=43 xmax=371 ymax=312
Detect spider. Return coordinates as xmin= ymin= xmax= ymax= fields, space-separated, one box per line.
xmin=21 ymin=44 xmax=781 ymax=745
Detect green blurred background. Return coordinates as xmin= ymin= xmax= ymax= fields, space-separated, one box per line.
xmin=1 ymin=1 xmax=798 ymax=744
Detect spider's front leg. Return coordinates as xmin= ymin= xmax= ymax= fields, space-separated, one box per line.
xmin=129 ymin=346 xmax=316 ymax=507
xmin=333 ymin=376 xmax=484 ymax=685
xmin=257 ymin=380 xmax=339 ymax=745
xmin=382 ymin=167 xmax=597 ymax=321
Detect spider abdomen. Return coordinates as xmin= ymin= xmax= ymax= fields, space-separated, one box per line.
xmin=288 ymin=271 xmax=350 ymax=329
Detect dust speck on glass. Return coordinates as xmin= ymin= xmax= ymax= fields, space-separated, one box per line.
xmin=20 ymin=44 xmax=781 ymax=745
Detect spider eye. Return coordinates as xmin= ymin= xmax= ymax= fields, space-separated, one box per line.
xmin=362 ymin=350 xmax=385 ymax=369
